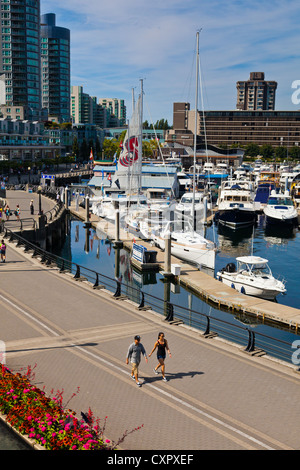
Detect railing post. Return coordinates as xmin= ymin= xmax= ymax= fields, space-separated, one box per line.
xmin=74 ymin=264 xmax=80 ymax=279
xmin=138 ymin=292 xmax=145 ymax=309
xmin=245 ymin=329 xmax=255 ymax=353
xmin=203 ymin=316 xmax=211 ymax=336
xmin=165 ymin=302 xmax=174 ymax=322
xmin=113 ymin=280 xmax=121 ymax=298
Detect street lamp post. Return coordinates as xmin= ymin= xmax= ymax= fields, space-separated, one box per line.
xmin=38 ymin=185 xmax=42 ymax=215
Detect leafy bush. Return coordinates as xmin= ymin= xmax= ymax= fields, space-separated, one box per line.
xmin=0 ymin=364 xmax=143 ymax=450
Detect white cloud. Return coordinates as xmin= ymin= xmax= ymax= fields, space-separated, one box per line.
xmin=42 ymin=0 xmax=300 ymax=123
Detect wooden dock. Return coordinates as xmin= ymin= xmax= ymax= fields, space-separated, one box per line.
xmin=69 ymin=202 xmax=300 ymax=332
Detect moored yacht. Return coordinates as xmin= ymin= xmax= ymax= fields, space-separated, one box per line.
xmin=263 ymin=190 xmax=298 ymax=228
xmin=148 ymin=220 xmax=216 ymax=270
xmin=215 ymin=179 xmax=257 ymax=229
xmin=217 ymin=256 xmax=286 ymax=300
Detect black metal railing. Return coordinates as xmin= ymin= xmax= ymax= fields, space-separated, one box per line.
xmin=2 ymin=226 xmax=298 ymax=369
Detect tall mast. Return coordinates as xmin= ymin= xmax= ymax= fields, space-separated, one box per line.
xmin=192 ymin=31 xmax=200 ymax=232
xmin=139 ymin=78 xmax=144 ymax=191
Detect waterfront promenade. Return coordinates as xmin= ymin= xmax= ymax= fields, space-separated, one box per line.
xmin=0 ymin=205 xmax=300 ymax=450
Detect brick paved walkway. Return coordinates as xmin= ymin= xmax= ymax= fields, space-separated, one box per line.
xmin=0 ymin=237 xmax=299 ymax=451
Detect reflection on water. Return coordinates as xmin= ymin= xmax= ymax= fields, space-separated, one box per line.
xmin=52 ymin=216 xmax=300 ymax=362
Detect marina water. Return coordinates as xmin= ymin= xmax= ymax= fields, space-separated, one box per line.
xmin=53 ymin=214 xmax=300 ymax=364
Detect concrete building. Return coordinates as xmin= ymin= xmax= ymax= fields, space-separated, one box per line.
xmin=0 ymin=0 xmax=42 ymax=121
xmin=99 ymin=98 xmax=126 ymax=126
xmin=236 ymin=72 xmax=277 ymax=111
xmin=0 ymin=118 xmax=59 ymax=160
xmin=41 ymin=13 xmax=71 ymax=123
xmin=168 ymin=102 xmax=300 ymax=149
xmin=71 ymin=86 xmax=106 ymax=127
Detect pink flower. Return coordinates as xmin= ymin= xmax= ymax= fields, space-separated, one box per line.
xmin=52 ymin=432 xmax=56 ymax=437
xmin=72 ymin=445 xmax=77 ymax=450
xmin=27 ymin=416 xmax=32 ymax=421
xmin=105 ymin=439 xmax=111 ymax=443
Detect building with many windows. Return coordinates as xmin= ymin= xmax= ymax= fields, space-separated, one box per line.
xmin=236 ymin=72 xmax=277 ymax=111
xmin=71 ymin=85 xmax=107 ymax=127
xmin=0 ymin=0 xmax=42 ymax=121
xmin=0 ymin=117 xmax=60 ymax=160
xmin=167 ymin=102 xmax=300 ymax=149
xmin=98 ymin=98 xmax=126 ymax=126
xmin=41 ymin=13 xmax=70 ymax=123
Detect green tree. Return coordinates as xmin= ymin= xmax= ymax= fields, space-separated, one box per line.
xmin=102 ymin=139 xmax=119 ymax=159
xmin=274 ymin=146 xmax=287 ymax=161
xmin=80 ymin=139 xmax=89 ymax=161
xmin=245 ymin=143 xmax=260 ymax=158
xmin=289 ymin=145 xmax=300 ymax=161
xmin=72 ymin=136 xmax=79 ymax=160
xmin=259 ymin=144 xmax=273 ymax=159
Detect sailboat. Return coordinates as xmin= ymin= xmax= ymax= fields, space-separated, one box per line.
xmin=143 ymin=31 xmax=216 ymax=270
xmin=92 ymin=81 xmax=146 ymax=221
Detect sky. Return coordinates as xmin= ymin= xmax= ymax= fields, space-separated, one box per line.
xmin=41 ymin=0 xmax=300 ymax=125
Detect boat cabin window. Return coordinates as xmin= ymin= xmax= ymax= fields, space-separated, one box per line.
xmin=268 ymin=197 xmax=293 ymax=206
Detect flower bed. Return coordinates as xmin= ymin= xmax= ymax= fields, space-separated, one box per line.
xmin=0 ymin=364 xmax=143 ymax=450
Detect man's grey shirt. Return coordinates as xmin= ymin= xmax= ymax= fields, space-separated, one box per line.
xmin=127 ymin=342 xmax=146 ymax=365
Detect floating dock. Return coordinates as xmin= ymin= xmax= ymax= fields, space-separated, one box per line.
xmin=70 ymin=202 xmax=300 ymax=332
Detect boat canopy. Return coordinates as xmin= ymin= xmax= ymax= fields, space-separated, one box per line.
xmin=236 ymin=256 xmax=268 ymax=265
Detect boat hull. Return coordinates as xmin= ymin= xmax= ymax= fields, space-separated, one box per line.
xmin=216 ymin=208 xmax=256 ymax=229
xmin=264 ymin=213 xmax=298 ymax=228
xmin=153 ymin=235 xmax=216 ymax=270
xmin=217 ymin=273 xmax=284 ymax=300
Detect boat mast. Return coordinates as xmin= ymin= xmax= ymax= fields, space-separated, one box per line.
xmin=139 ymin=78 xmax=144 ymax=193
xmin=192 ymin=30 xmax=200 ymax=232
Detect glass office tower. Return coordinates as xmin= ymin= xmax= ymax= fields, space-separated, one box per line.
xmin=0 ymin=0 xmax=41 ymax=120
xmin=41 ymin=13 xmax=70 ymax=122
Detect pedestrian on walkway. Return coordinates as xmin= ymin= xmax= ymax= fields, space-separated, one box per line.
xmin=148 ymin=332 xmax=171 ymax=382
xmin=30 ymin=200 xmax=34 ymax=215
xmin=5 ymin=205 xmax=10 ymax=221
xmin=15 ymin=204 xmax=20 ymax=221
xmin=126 ymin=335 xmax=148 ymax=387
xmin=1 ymin=239 xmax=6 ymax=263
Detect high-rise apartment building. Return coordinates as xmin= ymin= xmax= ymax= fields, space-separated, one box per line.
xmin=71 ymin=85 xmax=106 ymax=127
xmin=99 ymin=98 xmax=126 ymax=126
xmin=0 ymin=0 xmax=42 ymax=120
xmin=236 ymin=72 xmax=277 ymax=111
xmin=41 ymin=13 xmax=70 ymax=123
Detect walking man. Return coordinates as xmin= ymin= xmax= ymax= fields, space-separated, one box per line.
xmin=126 ymin=335 xmax=148 ymax=387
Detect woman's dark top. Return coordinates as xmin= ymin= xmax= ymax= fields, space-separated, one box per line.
xmin=157 ymin=340 xmax=167 ymax=358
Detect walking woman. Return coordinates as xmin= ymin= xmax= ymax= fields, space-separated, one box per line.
xmin=1 ymin=239 xmax=6 ymax=263
xmin=148 ymin=332 xmax=171 ymax=381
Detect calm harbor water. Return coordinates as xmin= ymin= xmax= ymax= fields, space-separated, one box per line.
xmin=52 ymin=214 xmax=300 ymax=364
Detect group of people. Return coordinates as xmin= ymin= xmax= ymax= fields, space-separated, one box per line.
xmin=0 ymin=204 xmax=20 ymax=221
xmin=126 ymin=333 xmax=171 ymax=387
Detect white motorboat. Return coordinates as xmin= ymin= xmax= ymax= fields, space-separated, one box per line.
xmin=147 ymin=220 xmax=216 ymax=270
xmin=215 ymin=179 xmax=258 ymax=229
xmin=217 ymin=256 xmax=286 ymax=300
xmin=263 ymin=190 xmax=298 ymax=228
xmin=175 ymin=191 xmax=205 ymax=223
